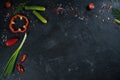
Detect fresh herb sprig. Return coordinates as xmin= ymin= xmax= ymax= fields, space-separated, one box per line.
xmin=13 ymin=1 xmax=29 ymax=15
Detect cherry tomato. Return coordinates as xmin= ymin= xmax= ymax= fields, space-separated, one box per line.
xmin=5 ymin=1 xmax=11 ymax=8
xmin=88 ymin=3 xmax=95 ymax=10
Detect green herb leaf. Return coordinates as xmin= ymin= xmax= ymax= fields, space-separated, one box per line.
xmin=13 ymin=1 xmax=29 ymax=15
xmin=112 ymin=8 xmax=120 ymax=20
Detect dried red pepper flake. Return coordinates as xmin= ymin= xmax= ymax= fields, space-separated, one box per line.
xmin=9 ymin=14 xmax=29 ymax=33
xmin=20 ymin=54 xmax=27 ymax=64
xmin=16 ymin=64 xmax=25 ymax=73
xmin=5 ymin=38 xmax=18 ymax=47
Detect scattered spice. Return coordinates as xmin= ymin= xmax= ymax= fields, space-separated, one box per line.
xmin=95 ymin=15 xmax=98 ymax=18
xmin=5 ymin=38 xmax=18 ymax=47
xmin=9 ymin=14 xmax=29 ymax=33
xmin=108 ymin=6 xmax=112 ymax=10
xmin=55 ymin=7 xmax=64 ymax=14
xmin=107 ymin=17 xmax=110 ymax=20
xmin=5 ymin=1 xmax=11 ymax=8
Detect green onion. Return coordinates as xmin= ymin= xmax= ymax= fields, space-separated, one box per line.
xmin=32 ymin=10 xmax=47 ymax=24
xmin=25 ymin=6 xmax=46 ymax=11
xmin=0 ymin=33 xmax=27 ymax=80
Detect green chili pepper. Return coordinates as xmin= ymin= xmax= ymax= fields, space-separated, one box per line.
xmin=32 ymin=10 xmax=47 ymax=24
xmin=0 ymin=33 xmax=27 ymax=80
xmin=25 ymin=6 xmax=46 ymax=11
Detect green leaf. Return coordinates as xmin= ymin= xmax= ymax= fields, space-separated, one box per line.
xmin=13 ymin=1 xmax=29 ymax=15
xmin=112 ymin=8 xmax=120 ymax=20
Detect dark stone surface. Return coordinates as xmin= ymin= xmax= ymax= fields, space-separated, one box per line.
xmin=1 ymin=0 xmax=120 ymax=80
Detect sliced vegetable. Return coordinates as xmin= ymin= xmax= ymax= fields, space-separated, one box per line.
xmin=25 ymin=6 xmax=46 ymax=11
xmin=0 ymin=33 xmax=27 ymax=80
xmin=5 ymin=38 xmax=18 ymax=47
xmin=16 ymin=64 xmax=25 ymax=73
xmin=32 ymin=10 xmax=47 ymax=24
xmin=5 ymin=1 xmax=11 ymax=8
xmin=9 ymin=14 xmax=29 ymax=33
xmin=20 ymin=54 xmax=27 ymax=64
xmin=114 ymin=19 xmax=120 ymax=24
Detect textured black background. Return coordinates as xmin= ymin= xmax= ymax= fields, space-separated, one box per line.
xmin=1 ymin=0 xmax=120 ymax=80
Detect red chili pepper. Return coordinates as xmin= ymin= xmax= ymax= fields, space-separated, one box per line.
xmin=88 ymin=3 xmax=95 ymax=10
xmin=16 ymin=64 xmax=25 ymax=73
xmin=5 ymin=38 xmax=18 ymax=46
xmin=20 ymin=54 xmax=27 ymax=64
xmin=9 ymin=14 xmax=29 ymax=33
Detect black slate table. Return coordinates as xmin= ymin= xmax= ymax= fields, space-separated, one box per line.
xmin=0 ymin=0 xmax=120 ymax=80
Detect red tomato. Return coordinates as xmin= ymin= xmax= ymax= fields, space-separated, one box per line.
xmin=16 ymin=64 xmax=25 ymax=73
xmin=5 ymin=38 xmax=18 ymax=47
xmin=88 ymin=3 xmax=95 ymax=10
xmin=5 ymin=1 xmax=11 ymax=8
xmin=20 ymin=54 xmax=27 ymax=64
